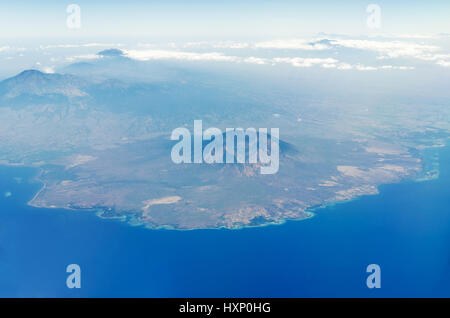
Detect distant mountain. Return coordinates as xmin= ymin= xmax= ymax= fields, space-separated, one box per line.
xmin=0 ymin=70 xmax=88 ymax=100
xmin=59 ymin=49 xmax=185 ymax=83
xmin=311 ymin=38 xmax=333 ymax=46
xmin=97 ymin=48 xmax=125 ymax=57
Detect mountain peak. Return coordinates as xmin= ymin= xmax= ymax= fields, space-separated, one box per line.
xmin=97 ymin=48 xmax=124 ymax=57
xmin=19 ymin=69 xmax=44 ymax=75
xmin=15 ymin=69 xmax=48 ymax=79
xmin=0 ymin=69 xmax=87 ymax=99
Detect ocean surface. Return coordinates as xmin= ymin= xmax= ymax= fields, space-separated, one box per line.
xmin=0 ymin=147 xmax=449 ymax=298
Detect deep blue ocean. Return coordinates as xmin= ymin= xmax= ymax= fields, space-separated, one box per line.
xmin=0 ymin=147 xmax=449 ymax=298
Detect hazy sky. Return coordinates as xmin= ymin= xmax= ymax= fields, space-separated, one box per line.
xmin=1 ymin=0 xmax=449 ymax=40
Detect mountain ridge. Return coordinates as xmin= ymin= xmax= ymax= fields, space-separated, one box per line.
xmin=0 ymin=69 xmax=88 ymax=99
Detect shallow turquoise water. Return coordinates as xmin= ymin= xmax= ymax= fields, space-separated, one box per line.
xmin=0 ymin=147 xmax=449 ymax=297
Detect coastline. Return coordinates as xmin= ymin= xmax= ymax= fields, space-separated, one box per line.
xmin=1 ymin=141 xmax=447 ymax=231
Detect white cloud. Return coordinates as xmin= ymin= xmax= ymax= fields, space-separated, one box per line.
xmin=418 ymin=53 xmax=450 ymax=61
xmin=212 ymin=42 xmax=249 ymax=49
xmin=272 ymin=57 xmax=389 ymax=71
xmin=368 ymin=33 xmax=438 ymax=40
xmin=436 ymin=60 xmax=450 ymax=67
xmin=165 ymin=37 xmax=448 ymax=69
xmin=254 ymin=39 xmax=331 ymax=50
xmin=122 ymin=48 xmax=415 ymax=71
xmin=182 ymin=41 xmax=209 ymax=48
xmin=65 ymin=54 xmax=102 ymax=62
xmin=40 ymin=66 xmax=55 ymax=73
xmin=355 ymin=64 xmax=377 ymax=71
xmin=183 ymin=41 xmax=249 ymax=49
xmin=40 ymin=43 xmax=122 ymax=49
xmin=330 ymin=39 xmax=440 ymax=60
xmin=392 ymin=34 xmax=437 ymax=39
xmin=112 ymin=37 xmax=449 ymax=70
xmin=0 ymin=46 xmax=26 ymax=53
xmin=329 ymin=38 xmax=450 ymax=68
xmin=337 ymin=63 xmax=353 ymax=70
xmin=273 ymin=57 xmax=338 ymax=67
xmin=124 ymin=49 xmax=269 ymax=65
xmin=392 ymin=66 xmax=415 ymax=70
xmin=123 ymin=49 xmax=240 ymax=62
xmin=243 ymin=57 xmax=267 ymax=65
